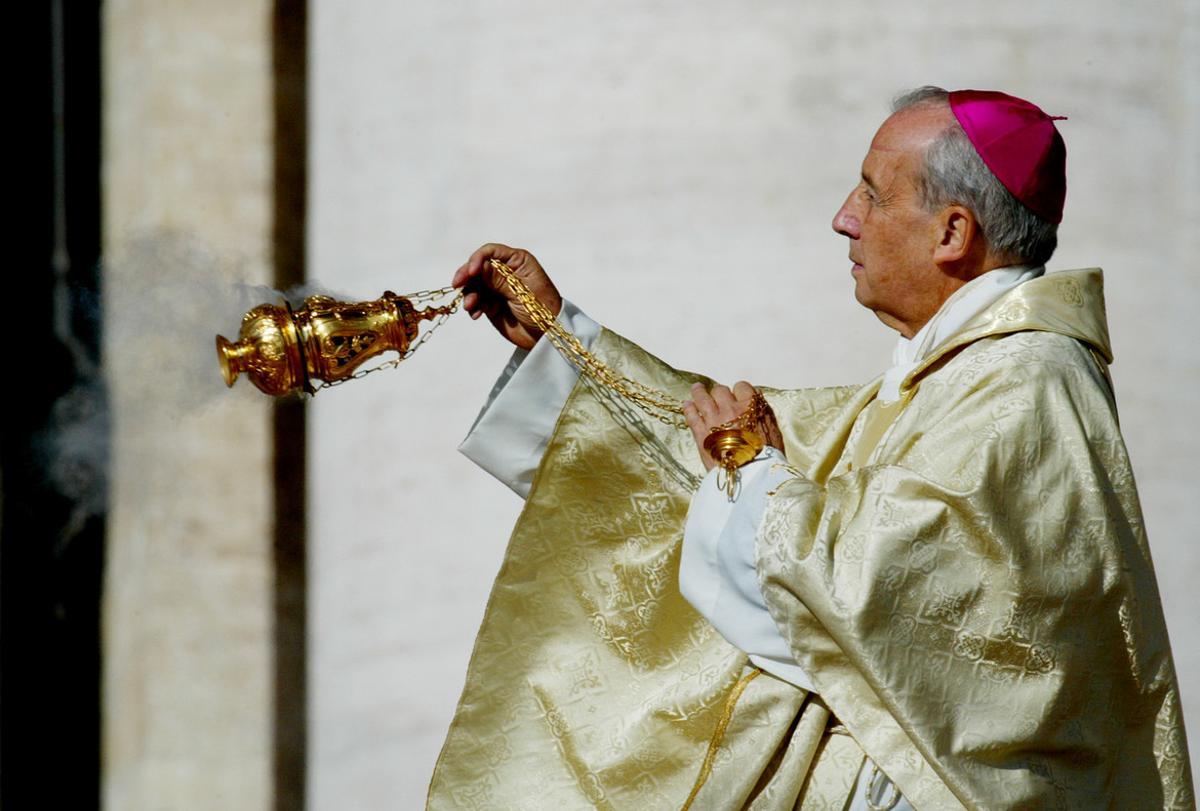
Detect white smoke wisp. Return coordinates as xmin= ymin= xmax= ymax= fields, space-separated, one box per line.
xmin=43 ymin=377 xmax=108 ymax=554
xmin=39 ymin=229 xmax=365 ymax=552
xmin=105 ymin=229 xmax=351 ymax=416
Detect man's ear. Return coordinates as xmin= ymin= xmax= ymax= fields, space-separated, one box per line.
xmin=932 ymin=205 xmax=977 ymax=264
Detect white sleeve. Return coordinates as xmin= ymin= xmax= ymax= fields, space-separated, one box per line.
xmin=457 ymin=300 xmax=600 ymax=499
xmin=679 ymin=446 xmax=817 ymax=692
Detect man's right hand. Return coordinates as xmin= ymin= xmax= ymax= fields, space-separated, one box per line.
xmin=452 ymin=243 xmax=563 ymax=351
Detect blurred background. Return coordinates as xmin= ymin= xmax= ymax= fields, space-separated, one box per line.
xmin=6 ymin=1 xmax=1197 ymax=808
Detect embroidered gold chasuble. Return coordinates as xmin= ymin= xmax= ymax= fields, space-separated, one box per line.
xmin=427 ymin=269 xmax=1193 ymax=810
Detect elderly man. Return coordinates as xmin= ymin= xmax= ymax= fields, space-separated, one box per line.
xmin=426 ymin=88 xmax=1193 ymax=809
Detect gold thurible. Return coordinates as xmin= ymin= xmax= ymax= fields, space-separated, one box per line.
xmin=216 ymin=288 xmax=461 ymax=397
xmin=215 ymin=261 xmax=766 ymax=497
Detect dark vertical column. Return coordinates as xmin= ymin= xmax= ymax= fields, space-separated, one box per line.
xmin=272 ymin=2 xmax=309 ymax=809
xmin=2 ymin=1 xmax=104 ymax=808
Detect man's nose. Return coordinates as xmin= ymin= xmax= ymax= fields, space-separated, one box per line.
xmin=832 ymin=197 xmax=860 ymax=239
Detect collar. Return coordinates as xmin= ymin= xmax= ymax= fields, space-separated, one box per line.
xmin=878 ymin=264 xmax=1045 ymax=403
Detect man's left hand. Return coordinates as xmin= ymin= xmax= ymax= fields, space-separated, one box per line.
xmin=683 ymin=381 xmax=786 ymax=471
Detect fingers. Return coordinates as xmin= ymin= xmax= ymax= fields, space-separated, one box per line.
xmin=461 ymin=287 xmax=497 ymax=326
xmin=732 ymin=380 xmax=756 ymax=404
xmin=451 ymin=260 xmax=471 ymax=289
xmin=457 ymin=242 xmax=540 ymax=312
xmin=464 ymin=291 xmax=486 ymax=320
xmin=685 ymin=382 xmax=743 ymax=426
xmin=468 ymin=243 xmax=522 ymax=279
xmin=683 ymin=381 xmax=772 ymax=435
xmin=682 ymin=399 xmax=704 ymax=438
xmin=688 ymin=382 xmax=710 ymax=418
xmin=684 ymin=380 xmax=788 ymax=466
xmin=453 ymin=243 xmax=519 ymax=289
xmin=454 ymin=243 xmax=558 ymax=350
xmin=685 ymin=381 xmax=776 ymax=470
xmin=457 ymin=243 xmax=520 ymax=320
xmin=687 ymin=382 xmax=717 ymax=424
xmin=682 ymin=397 xmax=715 ymax=472
xmin=711 ymin=384 xmax=738 ymax=416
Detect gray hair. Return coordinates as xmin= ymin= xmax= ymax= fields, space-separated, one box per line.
xmin=891 ymin=86 xmax=1058 ymax=266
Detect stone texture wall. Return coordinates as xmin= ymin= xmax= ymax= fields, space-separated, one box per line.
xmin=103 ymin=1 xmax=275 ymax=808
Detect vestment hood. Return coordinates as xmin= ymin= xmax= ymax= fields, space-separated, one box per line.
xmin=904 ymin=267 xmax=1112 ymax=392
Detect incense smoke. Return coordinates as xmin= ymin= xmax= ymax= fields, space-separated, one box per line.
xmin=107 ymin=230 xmax=347 ymax=412
xmin=39 ymin=229 xmax=348 ymax=550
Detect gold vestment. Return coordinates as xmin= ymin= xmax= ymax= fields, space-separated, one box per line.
xmin=428 ymin=269 xmax=1194 ymax=809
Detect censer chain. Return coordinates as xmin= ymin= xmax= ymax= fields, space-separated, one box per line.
xmin=490 ymin=259 xmax=766 ymax=499
xmin=488 ymin=260 xmax=775 ymax=499
xmin=312 ymin=267 xmax=764 ymax=498
xmin=487 ymin=259 xmax=686 ymax=428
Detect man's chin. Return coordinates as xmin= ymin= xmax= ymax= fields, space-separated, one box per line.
xmin=852 ymin=281 xmax=871 ymax=309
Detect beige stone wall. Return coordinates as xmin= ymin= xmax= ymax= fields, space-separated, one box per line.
xmin=310 ymin=2 xmax=1200 ymax=806
xmin=103 ymin=1 xmax=275 ymax=808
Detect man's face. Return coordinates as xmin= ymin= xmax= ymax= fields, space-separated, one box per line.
xmin=831 ymin=104 xmax=957 ymax=337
